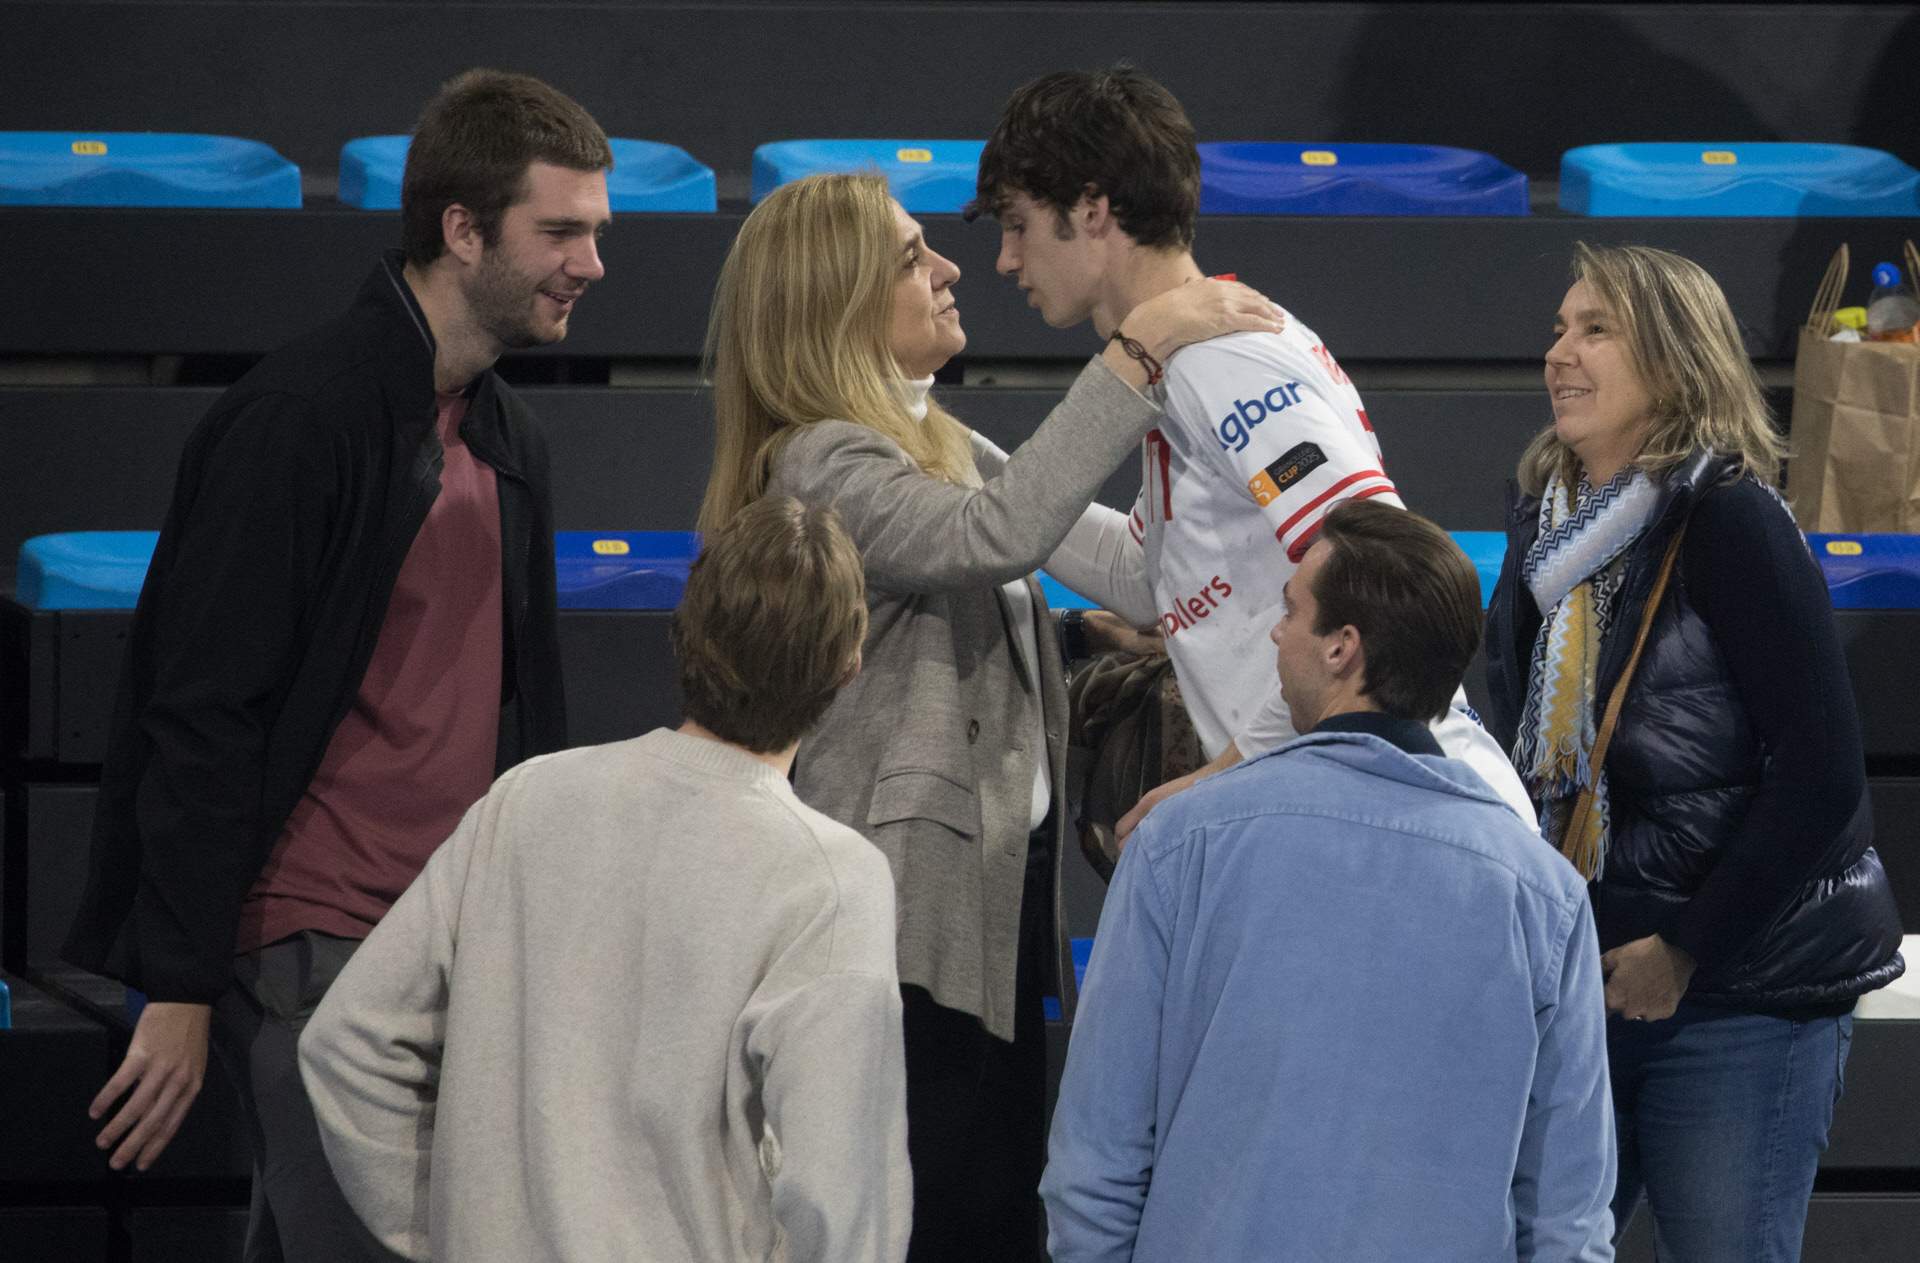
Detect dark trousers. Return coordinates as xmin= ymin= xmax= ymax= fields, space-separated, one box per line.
xmin=901 ymin=834 xmax=1052 ymax=1263
xmin=208 ymin=930 xmax=404 ymax=1263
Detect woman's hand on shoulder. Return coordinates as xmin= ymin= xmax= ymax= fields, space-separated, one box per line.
xmin=1121 ymin=278 xmax=1287 ymax=363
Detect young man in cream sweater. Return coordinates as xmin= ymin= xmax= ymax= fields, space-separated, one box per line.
xmin=299 ymin=497 xmax=909 ymax=1262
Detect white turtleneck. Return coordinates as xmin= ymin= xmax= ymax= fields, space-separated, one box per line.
xmin=898 ymin=377 xmax=1051 ymax=832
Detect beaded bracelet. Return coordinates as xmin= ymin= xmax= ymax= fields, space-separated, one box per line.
xmin=1109 ymin=327 xmax=1164 ymax=386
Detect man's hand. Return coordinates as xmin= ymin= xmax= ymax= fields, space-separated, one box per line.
xmin=1083 ymin=609 xmax=1164 ymax=658
xmin=90 ymin=1000 xmax=212 ymax=1171
xmin=1601 ymin=935 xmax=1696 ymax=1023
xmin=1115 ymin=741 xmax=1244 ymax=848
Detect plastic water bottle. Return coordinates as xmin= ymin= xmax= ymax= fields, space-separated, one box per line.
xmin=1865 ymin=263 xmax=1920 ymax=341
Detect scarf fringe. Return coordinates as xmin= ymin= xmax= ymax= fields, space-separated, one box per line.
xmin=1516 ymin=468 xmax=1654 ymax=880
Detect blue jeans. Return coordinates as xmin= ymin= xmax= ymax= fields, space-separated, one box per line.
xmin=1609 ymin=1001 xmax=1852 ymax=1262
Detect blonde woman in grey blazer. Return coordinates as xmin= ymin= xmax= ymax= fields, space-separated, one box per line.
xmin=698 ymin=173 xmax=1281 ymax=1261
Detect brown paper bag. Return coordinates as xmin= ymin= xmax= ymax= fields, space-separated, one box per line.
xmin=1788 ymin=240 xmax=1920 ymax=533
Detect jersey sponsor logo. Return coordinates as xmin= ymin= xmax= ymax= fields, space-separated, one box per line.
xmin=1158 ymin=574 xmax=1234 ymax=638
xmin=1216 ymin=381 xmax=1305 ymax=453
xmin=1248 ymin=441 xmax=1328 ymax=507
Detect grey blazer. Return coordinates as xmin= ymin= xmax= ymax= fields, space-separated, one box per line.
xmin=766 ymin=357 xmax=1160 ymax=1039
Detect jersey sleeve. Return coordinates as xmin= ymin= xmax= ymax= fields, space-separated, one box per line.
xmin=1167 ymin=334 xmax=1402 ymax=563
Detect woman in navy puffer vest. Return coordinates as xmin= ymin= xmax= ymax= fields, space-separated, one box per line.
xmin=1484 ymin=243 xmax=1902 ymax=1263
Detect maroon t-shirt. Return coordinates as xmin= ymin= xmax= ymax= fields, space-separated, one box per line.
xmin=235 ymin=392 xmax=503 ymax=952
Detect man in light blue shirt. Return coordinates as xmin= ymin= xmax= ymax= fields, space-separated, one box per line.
xmin=1042 ymin=500 xmax=1614 ymax=1261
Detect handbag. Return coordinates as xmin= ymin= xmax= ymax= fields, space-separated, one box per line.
xmin=1067 ymin=651 xmax=1203 ymax=882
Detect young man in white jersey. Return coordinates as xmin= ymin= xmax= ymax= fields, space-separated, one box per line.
xmin=969 ymin=65 xmax=1532 ymax=833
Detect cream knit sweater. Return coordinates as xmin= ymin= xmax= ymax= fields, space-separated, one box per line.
xmin=298 ymin=728 xmax=910 ymax=1262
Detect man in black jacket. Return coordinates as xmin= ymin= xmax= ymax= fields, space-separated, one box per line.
xmin=64 ymin=70 xmax=606 ymax=1260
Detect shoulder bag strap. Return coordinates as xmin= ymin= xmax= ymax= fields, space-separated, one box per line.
xmin=1562 ymin=525 xmax=1688 ymax=877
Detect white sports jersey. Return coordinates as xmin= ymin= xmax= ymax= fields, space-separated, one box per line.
xmin=1132 ymin=321 xmax=1399 ymax=755
xmin=1130 ymin=319 xmax=1535 ymax=823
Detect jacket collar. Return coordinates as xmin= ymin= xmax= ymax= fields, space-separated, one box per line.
xmin=1646 ymin=448 xmax=1736 ymax=534
xmin=350 ymin=250 xmax=524 ymax=480
xmin=1257 ymin=728 xmax=1509 ymax=810
xmin=1311 ymin=710 xmax=1444 ymax=757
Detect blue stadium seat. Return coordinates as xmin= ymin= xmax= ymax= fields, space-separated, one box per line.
xmin=17 ymin=531 xmax=706 ymax=612
xmin=1449 ymin=531 xmax=1508 ymax=607
xmin=554 ymin=531 xmax=701 ymax=609
xmin=1808 ymin=534 xmax=1920 ymax=609
xmin=69 ymin=528 xmax=1886 ymax=619
xmin=1198 ymin=142 xmax=1528 ymax=216
xmin=339 ymin=136 xmax=716 ymax=212
xmin=0 ymin=132 xmax=300 ymax=208
xmin=751 ymin=140 xmax=985 ymax=212
xmin=1048 ymin=539 xmax=1508 ymax=610
xmin=16 ymin=532 xmax=158 ymax=609
xmin=1560 ymin=143 xmax=1920 ymax=217
xmin=1035 ymin=571 xmax=1098 ymax=612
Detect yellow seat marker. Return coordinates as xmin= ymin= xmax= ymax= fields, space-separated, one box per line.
xmin=71 ymin=140 xmax=108 ymax=156
xmin=1301 ymin=150 xmax=1338 ymax=166
xmin=592 ymin=539 xmax=631 ymax=556
xmin=1701 ymin=150 xmax=1738 ymax=165
xmin=896 ymin=148 xmax=933 ymax=163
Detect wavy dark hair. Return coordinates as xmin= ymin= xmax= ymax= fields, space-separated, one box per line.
xmin=969 ymin=63 xmax=1199 ymax=249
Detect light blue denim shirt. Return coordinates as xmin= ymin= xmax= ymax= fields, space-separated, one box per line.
xmin=1042 ymin=728 xmax=1615 ymax=1262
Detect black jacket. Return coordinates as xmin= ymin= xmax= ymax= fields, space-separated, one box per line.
xmin=1485 ymin=451 xmax=1902 ymax=1013
xmin=64 ymin=253 xmax=567 ymax=1003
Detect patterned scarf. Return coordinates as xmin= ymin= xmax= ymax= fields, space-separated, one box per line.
xmin=1513 ymin=467 xmax=1660 ymax=879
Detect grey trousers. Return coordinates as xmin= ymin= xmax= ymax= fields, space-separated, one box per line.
xmin=208 ymin=930 xmax=405 ymax=1263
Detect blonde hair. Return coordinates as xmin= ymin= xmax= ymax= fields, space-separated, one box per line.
xmin=672 ymin=496 xmax=868 ymax=753
xmin=698 ymin=173 xmax=978 ymax=533
xmin=1520 ymin=242 xmax=1783 ymax=495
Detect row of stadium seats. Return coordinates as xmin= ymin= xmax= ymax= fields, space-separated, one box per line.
xmin=5 ymin=132 xmax=1919 ymax=216
xmin=19 ymin=529 xmax=1920 ymax=613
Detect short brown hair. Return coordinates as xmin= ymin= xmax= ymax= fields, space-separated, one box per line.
xmin=401 ymin=69 xmax=612 ymax=266
xmin=969 ymin=64 xmax=1200 ymax=249
xmin=672 ymin=496 xmax=868 ymax=753
xmin=1311 ymin=501 xmax=1481 ymax=723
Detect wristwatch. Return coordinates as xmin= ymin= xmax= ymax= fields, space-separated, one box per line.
xmin=1060 ymin=607 xmax=1090 ymax=662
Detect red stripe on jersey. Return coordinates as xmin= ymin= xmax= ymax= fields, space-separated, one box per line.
xmin=1155 ymin=432 xmax=1173 ymax=517
xmin=1272 ymin=469 xmax=1391 ymax=541
xmin=1284 ymin=483 xmax=1401 ymax=562
xmin=1356 ymin=408 xmax=1373 ymax=433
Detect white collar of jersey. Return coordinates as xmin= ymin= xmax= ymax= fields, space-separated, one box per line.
xmin=894 ymin=375 xmax=935 ymax=423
